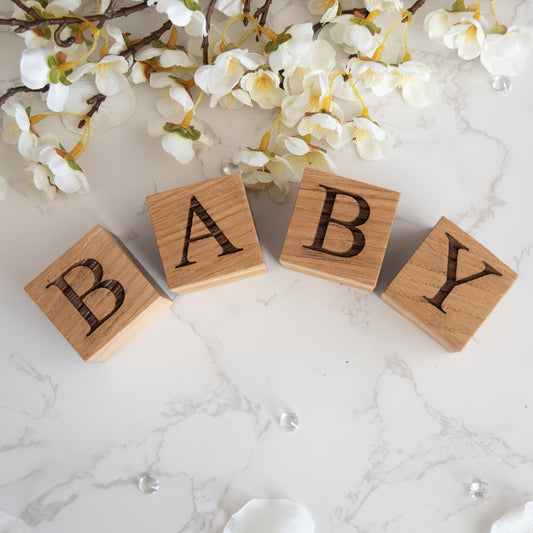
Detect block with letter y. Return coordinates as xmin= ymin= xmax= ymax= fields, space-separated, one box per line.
xmin=25 ymin=225 xmax=172 ymax=362
xmin=146 ymin=173 xmax=267 ymax=294
xmin=280 ymin=168 xmax=400 ymax=291
xmin=381 ymin=216 xmax=518 ymax=352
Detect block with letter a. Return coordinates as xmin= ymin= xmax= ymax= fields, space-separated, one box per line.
xmin=381 ymin=216 xmax=518 ymax=352
xmin=25 ymin=225 xmax=172 ymax=362
xmin=280 ymin=168 xmax=400 ymax=291
xmin=146 ymin=173 xmax=267 ymax=294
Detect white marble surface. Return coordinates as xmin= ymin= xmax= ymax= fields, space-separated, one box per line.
xmin=1 ymin=1 xmax=533 ymax=532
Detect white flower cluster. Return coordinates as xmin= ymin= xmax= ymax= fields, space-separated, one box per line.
xmin=424 ymin=0 xmax=532 ymax=76
xmin=0 ymin=0 xmax=528 ymax=201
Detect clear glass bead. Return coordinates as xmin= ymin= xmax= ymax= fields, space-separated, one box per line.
xmin=469 ymin=480 xmax=489 ymax=500
xmin=137 ymin=473 xmax=159 ymax=495
xmin=491 ymin=75 xmax=512 ymax=94
xmin=279 ymin=412 xmax=300 ymax=432
xmin=222 ymin=162 xmax=239 ymax=175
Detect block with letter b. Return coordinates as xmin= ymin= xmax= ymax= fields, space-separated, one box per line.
xmin=25 ymin=225 xmax=172 ymax=362
xmin=280 ymin=168 xmax=400 ymax=291
xmin=381 ymin=217 xmax=518 ymax=352
xmin=146 ymin=173 xmax=267 ymax=294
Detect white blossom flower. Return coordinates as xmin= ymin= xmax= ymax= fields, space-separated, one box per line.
xmin=218 ymin=89 xmax=253 ymax=109
xmin=160 ymin=47 xmax=197 ymax=68
xmin=26 ymin=163 xmax=57 ymax=199
xmin=364 ymin=0 xmax=403 ymax=9
xmin=149 ymin=71 xmax=194 ymax=123
xmin=481 ymin=26 xmax=533 ymax=76
xmin=348 ymin=57 xmax=395 ymax=96
xmin=281 ymin=69 xmax=329 ymax=127
xmin=423 ymin=9 xmax=465 ymax=44
xmin=1 ymin=101 xmax=38 ymax=159
xmin=277 ymin=133 xmax=336 ymax=181
xmin=328 ymin=14 xmax=380 ymax=56
xmin=308 ymin=0 xmax=340 ymax=24
xmin=240 ymin=70 xmax=286 ymax=109
xmin=131 ymin=47 xmax=162 ymax=83
xmin=62 ymin=77 xmax=136 ymax=133
xmin=0 ymin=176 xmax=8 ymax=200
xmin=297 ymin=111 xmax=348 ymax=149
xmin=216 ymin=0 xmax=243 ymax=17
xmin=232 ymin=148 xmax=295 ymax=202
xmin=194 ymin=48 xmax=264 ymax=106
xmin=106 ymin=25 xmax=130 ymax=55
xmin=31 ymin=133 xmax=89 ymax=193
xmin=346 ymin=116 xmax=391 ymax=160
xmin=269 ymin=23 xmax=336 ymax=87
xmin=390 ymin=61 xmax=437 ymax=107
xmin=442 ymin=14 xmax=486 ymax=60
xmin=75 ymin=55 xmax=130 ymax=96
xmin=148 ymin=121 xmax=212 ymax=164
xmin=153 ymin=0 xmax=207 ymax=37
xmin=11 ymin=1 xmax=52 ymax=49
xmin=20 ymin=48 xmax=73 ymax=112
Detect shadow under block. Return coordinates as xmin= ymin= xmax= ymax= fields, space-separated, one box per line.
xmin=280 ymin=168 xmax=400 ymax=291
xmin=381 ymin=217 xmax=518 ymax=352
xmin=146 ymin=173 xmax=267 ymax=294
xmin=25 ymin=225 xmax=172 ymax=362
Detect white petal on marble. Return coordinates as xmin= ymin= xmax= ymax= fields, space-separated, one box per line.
xmin=0 ymin=511 xmax=29 ymax=533
xmin=223 ymin=499 xmax=315 ymax=533
xmin=491 ymin=501 xmax=533 ymax=533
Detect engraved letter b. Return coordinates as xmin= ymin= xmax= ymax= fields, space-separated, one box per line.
xmin=46 ymin=258 xmax=125 ymax=336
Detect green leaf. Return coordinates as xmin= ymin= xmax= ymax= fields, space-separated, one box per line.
xmin=66 ymin=158 xmax=82 ymax=171
xmin=42 ymin=26 xmax=52 ymax=40
xmin=25 ymin=106 xmax=32 ymax=118
xmin=49 ymin=69 xmax=58 ymax=84
xmin=450 ymin=0 xmax=466 ymax=12
xmin=182 ymin=0 xmax=203 ymax=11
xmin=337 ymin=2 xmax=343 ymax=16
xmin=265 ymin=32 xmax=291 ymax=54
xmin=350 ymin=16 xmax=381 ymax=34
xmin=151 ymin=39 xmax=164 ymax=48
xmin=163 ymin=123 xmax=202 ymax=141
xmin=47 ymin=54 xmax=57 ymax=68
xmin=59 ymin=75 xmax=72 ymax=86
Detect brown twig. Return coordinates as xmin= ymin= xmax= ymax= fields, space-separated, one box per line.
xmin=10 ymin=0 xmax=41 ymax=19
xmin=54 ymin=23 xmax=77 ymax=47
xmin=243 ymin=0 xmax=251 ymax=26
xmin=77 ymin=93 xmax=106 ymax=129
xmin=201 ymin=0 xmax=217 ymax=65
xmin=1 ymin=1 xmax=150 ymax=32
xmin=253 ymin=0 xmax=273 ymax=27
xmin=121 ymin=19 xmax=173 ymax=59
xmin=407 ymin=0 xmax=427 ymax=16
xmin=0 ymin=85 xmax=49 ymax=107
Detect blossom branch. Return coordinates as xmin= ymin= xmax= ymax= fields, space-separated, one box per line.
xmin=78 ymin=93 xmax=106 ymax=129
xmin=407 ymin=0 xmax=427 ymax=16
xmin=10 ymin=0 xmax=41 ymax=19
xmin=0 ymin=85 xmax=48 ymax=107
xmin=0 ymin=1 xmax=150 ymax=32
xmin=254 ymin=0 xmax=273 ymax=27
xmin=121 ymin=19 xmax=173 ymax=59
xmin=202 ymin=0 xmax=217 ymax=64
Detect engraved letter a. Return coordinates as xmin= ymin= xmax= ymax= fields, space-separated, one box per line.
xmin=176 ymin=195 xmax=243 ymax=269
xmin=424 ymin=232 xmax=502 ymax=313
xmin=46 ymin=258 xmax=125 ymax=336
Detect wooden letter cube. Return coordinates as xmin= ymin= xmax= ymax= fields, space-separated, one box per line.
xmin=381 ymin=216 xmax=518 ymax=352
xmin=280 ymin=168 xmax=400 ymax=291
xmin=146 ymin=173 xmax=267 ymax=294
xmin=25 ymin=225 xmax=172 ymax=362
